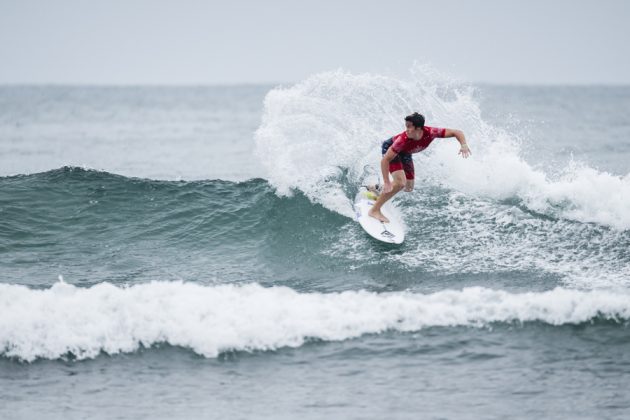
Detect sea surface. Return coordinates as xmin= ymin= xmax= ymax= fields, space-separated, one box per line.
xmin=1 ymin=68 xmax=630 ymax=419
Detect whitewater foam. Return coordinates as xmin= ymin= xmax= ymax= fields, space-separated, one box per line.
xmin=2 ymin=281 xmax=629 ymax=362
xmin=254 ymin=65 xmax=630 ymax=230
xmin=327 ymin=189 xmax=630 ymax=290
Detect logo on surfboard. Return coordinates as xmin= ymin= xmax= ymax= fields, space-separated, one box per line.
xmin=380 ymin=225 xmax=396 ymax=239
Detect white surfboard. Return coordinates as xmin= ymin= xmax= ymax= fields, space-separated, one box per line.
xmin=353 ymin=188 xmax=405 ymax=244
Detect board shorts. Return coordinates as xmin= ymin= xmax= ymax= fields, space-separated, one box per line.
xmin=382 ymin=138 xmax=414 ymax=180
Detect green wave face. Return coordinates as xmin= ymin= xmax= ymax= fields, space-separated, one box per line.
xmin=1 ymin=167 xmax=629 ymax=293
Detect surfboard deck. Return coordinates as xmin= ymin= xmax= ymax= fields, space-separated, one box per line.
xmin=353 ymin=189 xmax=405 ymax=244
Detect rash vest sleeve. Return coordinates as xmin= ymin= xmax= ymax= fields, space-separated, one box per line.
xmin=390 ymin=132 xmax=407 ymax=154
xmin=429 ymin=127 xmax=447 ymax=139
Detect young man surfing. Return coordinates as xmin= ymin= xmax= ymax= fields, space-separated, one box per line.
xmin=368 ymin=112 xmax=471 ymax=223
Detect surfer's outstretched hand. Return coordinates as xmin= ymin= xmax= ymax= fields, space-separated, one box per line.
xmin=459 ymin=144 xmax=471 ymax=158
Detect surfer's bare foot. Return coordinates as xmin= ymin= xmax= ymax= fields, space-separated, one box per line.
xmin=368 ymin=208 xmax=389 ymax=223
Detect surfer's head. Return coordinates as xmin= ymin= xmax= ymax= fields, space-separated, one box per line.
xmin=405 ymin=112 xmax=425 ymax=128
xmin=405 ymin=112 xmax=425 ymax=136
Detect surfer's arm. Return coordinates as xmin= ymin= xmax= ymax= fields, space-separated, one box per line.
xmin=444 ymin=128 xmax=471 ymax=158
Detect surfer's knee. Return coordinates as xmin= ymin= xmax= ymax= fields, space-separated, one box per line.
xmin=392 ymin=179 xmax=405 ymax=192
xmin=404 ymin=180 xmax=414 ymax=192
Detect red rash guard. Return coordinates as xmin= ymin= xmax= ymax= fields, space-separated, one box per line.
xmin=391 ymin=126 xmax=447 ymax=154
xmin=385 ymin=126 xmax=447 ymax=179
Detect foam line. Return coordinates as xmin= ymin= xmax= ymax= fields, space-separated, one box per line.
xmin=1 ymin=281 xmax=628 ymax=361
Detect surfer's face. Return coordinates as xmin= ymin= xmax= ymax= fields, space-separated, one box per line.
xmin=405 ymin=121 xmax=421 ymax=137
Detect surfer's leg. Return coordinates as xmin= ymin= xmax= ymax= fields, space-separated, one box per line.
xmin=402 ymin=155 xmax=415 ymax=192
xmin=365 ymin=138 xmax=393 ymax=197
xmin=368 ymin=170 xmax=406 ymax=223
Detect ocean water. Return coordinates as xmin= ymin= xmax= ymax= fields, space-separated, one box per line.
xmin=1 ymin=68 xmax=630 ymax=419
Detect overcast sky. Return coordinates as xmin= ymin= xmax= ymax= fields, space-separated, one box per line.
xmin=1 ymin=0 xmax=629 ymax=85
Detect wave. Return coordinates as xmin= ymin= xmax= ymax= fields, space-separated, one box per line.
xmin=0 ymin=166 xmax=342 ymax=251
xmin=254 ymin=65 xmax=630 ymax=230
xmin=1 ymin=281 xmax=629 ymax=362
xmin=1 ymin=167 xmax=629 ymax=290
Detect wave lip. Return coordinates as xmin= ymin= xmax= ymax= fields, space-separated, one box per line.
xmin=254 ymin=66 xmax=630 ymax=230
xmin=1 ymin=281 xmax=629 ymax=362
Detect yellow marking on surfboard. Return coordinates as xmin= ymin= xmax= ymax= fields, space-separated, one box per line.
xmin=363 ymin=191 xmax=378 ymax=201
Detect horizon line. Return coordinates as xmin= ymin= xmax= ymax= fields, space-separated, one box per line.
xmin=1 ymin=81 xmax=630 ymax=88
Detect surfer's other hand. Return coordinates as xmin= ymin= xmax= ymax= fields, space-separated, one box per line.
xmin=383 ymin=182 xmax=393 ymax=194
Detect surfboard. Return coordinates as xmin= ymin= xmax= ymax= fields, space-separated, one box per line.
xmin=353 ymin=188 xmax=405 ymax=244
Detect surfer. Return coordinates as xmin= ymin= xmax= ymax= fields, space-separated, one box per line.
xmin=368 ymin=112 xmax=471 ymax=223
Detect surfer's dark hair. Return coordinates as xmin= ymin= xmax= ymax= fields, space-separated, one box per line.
xmin=405 ymin=112 xmax=425 ymax=128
